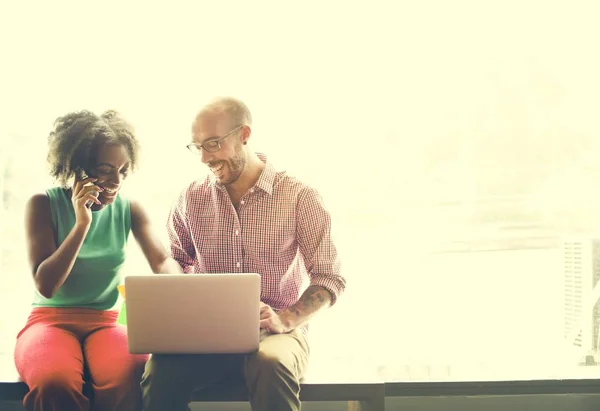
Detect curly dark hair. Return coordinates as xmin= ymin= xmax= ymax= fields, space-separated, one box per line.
xmin=47 ymin=109 xmax=140 ymax=187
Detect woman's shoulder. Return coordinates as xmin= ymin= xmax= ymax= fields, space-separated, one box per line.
xmin=43 ymin=186 xmax=70 ymax=203
xmin=26 ymin=187 xmax=71 ymax=215
xmin=27 ymin=191 xmax=51 ymax=209
xmin=24 ymin=192 xmax=53 ymax=223
xmin=126 ymin=196 xmax=144 ymax=218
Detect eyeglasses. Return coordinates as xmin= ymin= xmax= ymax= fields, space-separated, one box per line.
xmin=186 ymin=125 xmax=242 ymax=154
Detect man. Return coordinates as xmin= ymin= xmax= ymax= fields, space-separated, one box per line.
xmin=140 ymin=97 xmax=346 ymax=411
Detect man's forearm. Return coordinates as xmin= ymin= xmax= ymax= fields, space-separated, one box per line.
xmin=279 ymin=285 xmax=333 ymax=331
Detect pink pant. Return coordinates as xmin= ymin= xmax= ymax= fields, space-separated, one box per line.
xmin=14 ymin=307 xmax=149 ymax=411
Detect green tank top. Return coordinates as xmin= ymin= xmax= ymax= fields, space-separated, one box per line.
xmin=32 ymin=187 xmax=131 ymax=310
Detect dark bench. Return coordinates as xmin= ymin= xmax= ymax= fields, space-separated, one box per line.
xmin=0 ymin=356 xmax=384 ymax=411
xmin=385 ymin=379 xmax=600 ymax=397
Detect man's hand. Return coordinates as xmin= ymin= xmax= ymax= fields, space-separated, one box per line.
xmin=260 ymin=302 xmax=291 ymax=334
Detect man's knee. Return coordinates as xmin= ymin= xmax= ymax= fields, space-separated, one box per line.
xmin=245 ymin=351 xmax=302 ymax=411
xmin=246 ymin=333 xmax=307 ymax=382
xmin=141 ymin=355 xmax=182 ymax=389
xmin=141 ymin=354 xmax=230 ymax=411
xmin=246 ymin=350 xmax=298 ymax=382
xmin=141 ymin=356 xmax=184 ymax=411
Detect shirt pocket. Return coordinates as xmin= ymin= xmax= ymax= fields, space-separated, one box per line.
xmin=194 ymin=215 xmax=220 ymax=254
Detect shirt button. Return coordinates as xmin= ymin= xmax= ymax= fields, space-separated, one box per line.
xmin=235 ymin=230 xmax=240 ymax=236
xmin=236 ymin=262 xmax=241 ymax=268
xmin=250 ymin=189 xmax=254 ymax=193
xmin=240 ymin=200 xmax=245 ymax=205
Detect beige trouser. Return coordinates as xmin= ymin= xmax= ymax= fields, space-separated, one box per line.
xmin=140 ymin=329 xmax=310 ymax=411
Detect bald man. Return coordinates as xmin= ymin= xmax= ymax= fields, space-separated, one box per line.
xmin=140 ymin=97 xmax=346 ymax=411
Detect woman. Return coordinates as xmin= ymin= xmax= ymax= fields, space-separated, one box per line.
xmin=13 ymin=109 xmax=182 ymax=411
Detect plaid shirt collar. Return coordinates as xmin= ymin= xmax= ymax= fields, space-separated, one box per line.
xmin=208 ymin=152 xmax=276 ymax=195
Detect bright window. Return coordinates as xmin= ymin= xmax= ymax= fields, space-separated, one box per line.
xmin=2 ymin=0 xmax=600 ymax=381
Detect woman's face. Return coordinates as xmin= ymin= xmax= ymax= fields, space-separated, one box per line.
xmin=88 ymin=143 xmax=131 ymax=207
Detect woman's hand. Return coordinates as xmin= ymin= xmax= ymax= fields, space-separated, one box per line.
xmin=71 ymin=177 xmax=103 ymax=227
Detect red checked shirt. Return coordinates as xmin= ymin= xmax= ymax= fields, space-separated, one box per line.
xmin=166 ymin=153 xmax=345 ymax=321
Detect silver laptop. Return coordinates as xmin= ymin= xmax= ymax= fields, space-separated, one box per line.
xmin=124 ymin=273 xmax=261 ymax=354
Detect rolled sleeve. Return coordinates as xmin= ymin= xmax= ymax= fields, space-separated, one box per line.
xmin=296 ymin=187 xmax=345 ymax=305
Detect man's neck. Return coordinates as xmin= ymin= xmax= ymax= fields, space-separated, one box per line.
xmin=225 ymin=153 xmax=265 ymax=204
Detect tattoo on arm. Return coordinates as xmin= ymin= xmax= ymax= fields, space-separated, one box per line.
xmin=290 ymin=285 xmax=331 ymax=317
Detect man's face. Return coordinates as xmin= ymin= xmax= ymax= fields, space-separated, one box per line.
xmin=191 ymin=113 xmax=246 ymax=186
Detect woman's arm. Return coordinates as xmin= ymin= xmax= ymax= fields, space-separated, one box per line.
xmin=130 ymin=199 xmax=183 ymax=274
xmin=26 ymin=193 xmax=88 ymax=298
xmin=28 ymin=178 xmax=102 ymax=298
